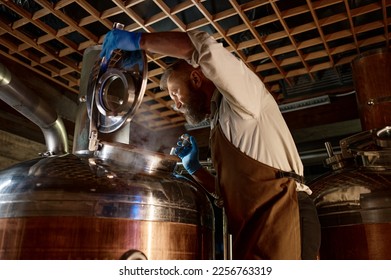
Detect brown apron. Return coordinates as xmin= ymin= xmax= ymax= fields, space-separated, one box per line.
xmin=210 ymin=124 xmax=301 ymax=260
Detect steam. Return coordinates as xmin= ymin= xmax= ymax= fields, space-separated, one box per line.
xmin=128 ymin=122 xmax=184 ymax=155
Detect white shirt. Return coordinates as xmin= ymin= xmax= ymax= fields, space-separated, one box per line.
xmin=187 ymin=30 xmax=311 ymax=194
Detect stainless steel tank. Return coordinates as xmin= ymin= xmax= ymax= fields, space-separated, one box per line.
xmin=309 ymin=48 xmax=391 ymax=259
xmin=0 ymin=144 xmax=214 ymax=260
xmin=0 ymin=27 xmax=215 ymax=259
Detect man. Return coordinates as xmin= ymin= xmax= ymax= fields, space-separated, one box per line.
xmin=100 ymin=29 xmax=321 ymax=260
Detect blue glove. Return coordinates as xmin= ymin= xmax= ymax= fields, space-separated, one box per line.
xmin=100 ymin=29 xmax=142 ymax=59
xmin=174 ymin=135 xmax=202 ymax=175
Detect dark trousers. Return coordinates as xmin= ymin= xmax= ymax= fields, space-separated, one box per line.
xmin=297 ymin=191 xmax=321 ymax=259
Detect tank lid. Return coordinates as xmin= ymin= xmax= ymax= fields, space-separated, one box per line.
xmin=93 ymin=141 xmax=179 ymax=174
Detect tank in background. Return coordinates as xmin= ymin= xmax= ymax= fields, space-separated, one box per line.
xmin=309 ymin=48 xmax=391 ymax=259
xmin=309 ymin=128 xmax=391 ymax=259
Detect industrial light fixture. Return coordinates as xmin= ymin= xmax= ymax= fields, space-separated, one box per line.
xmin=278 ymin=95 xmax=331 ymax=113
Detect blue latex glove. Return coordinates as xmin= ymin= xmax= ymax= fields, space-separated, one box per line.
xmin=174 ymin=135 xmax=202 ymax=175
xmin=100 ymin=29 xmax=142 ymax=59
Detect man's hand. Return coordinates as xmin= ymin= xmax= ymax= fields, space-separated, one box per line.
xmin=100 ymin=29 xmax=142 ymax=59
xmin=174 ymin=135 xmax=202 ymax=175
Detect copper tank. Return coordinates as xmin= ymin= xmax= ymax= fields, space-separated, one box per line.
xmin=0 ymin=144 xmax=214 ymax=260
xmin=0 ymin=31 xmax=215 ymax=260
xmin=309 ymin=129 xmax=391 ymax=259
xmin=352 ymin=48 xmax=391 ymax=131
xmin=309 ymin=48 xmax=391 ymax=259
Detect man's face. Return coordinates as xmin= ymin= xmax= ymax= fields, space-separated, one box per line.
xmin=167 ymin=73 xmax=209 ymax=125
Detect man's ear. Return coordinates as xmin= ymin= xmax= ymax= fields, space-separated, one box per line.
xmin=190 ymin=70 xmax=203 ymax=88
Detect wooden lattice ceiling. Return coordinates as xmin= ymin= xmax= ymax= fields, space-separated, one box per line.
xmin=0 ymin=0 xmax=390 ymax=131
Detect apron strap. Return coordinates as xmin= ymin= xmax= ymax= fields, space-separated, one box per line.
xmin=276 ymin=170 xmax=305 ymax=184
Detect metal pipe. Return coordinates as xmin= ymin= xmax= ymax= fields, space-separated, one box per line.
xmin=0 ymin=63 xmax=68 ymax=155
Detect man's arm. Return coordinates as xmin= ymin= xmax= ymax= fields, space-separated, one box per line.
xmin=191 ymin=167 xmax=216 ymax=195
xmin=174 ymin=135 xmax=216 ymax=195
xmin=141 ymin=32 xmax=195 ymax=60
xmin=100 ymin=29 xmax=195 ymax=61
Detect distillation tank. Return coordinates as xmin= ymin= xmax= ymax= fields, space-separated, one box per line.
xmin=0 ymin=42 xmax=214 ymax=260
xmin=309 ymin=48 xmax=391 ymax=259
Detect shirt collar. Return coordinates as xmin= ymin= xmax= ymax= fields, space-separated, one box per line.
xmin=210 ymin=88 xmax=222 ymax=118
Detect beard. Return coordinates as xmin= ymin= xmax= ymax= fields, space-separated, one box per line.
xmin=183 ymin=104 xmax=207 ymax=125
xmin=180 ymin=85 xmax=209 ymax=125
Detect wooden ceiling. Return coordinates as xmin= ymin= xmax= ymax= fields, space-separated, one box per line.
xmin=0 ymin=0 xmax=390 ymax=131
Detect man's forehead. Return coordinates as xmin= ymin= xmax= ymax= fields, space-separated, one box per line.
xmin=166 ymin=71 xmax=182 ymax=86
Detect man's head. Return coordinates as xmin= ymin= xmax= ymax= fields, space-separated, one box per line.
xmin=160 ymin=60 xmax=214 ymax=125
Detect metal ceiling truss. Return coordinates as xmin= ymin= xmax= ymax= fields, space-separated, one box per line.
xmin=0 ymin=0 xmax=390 ymax=130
